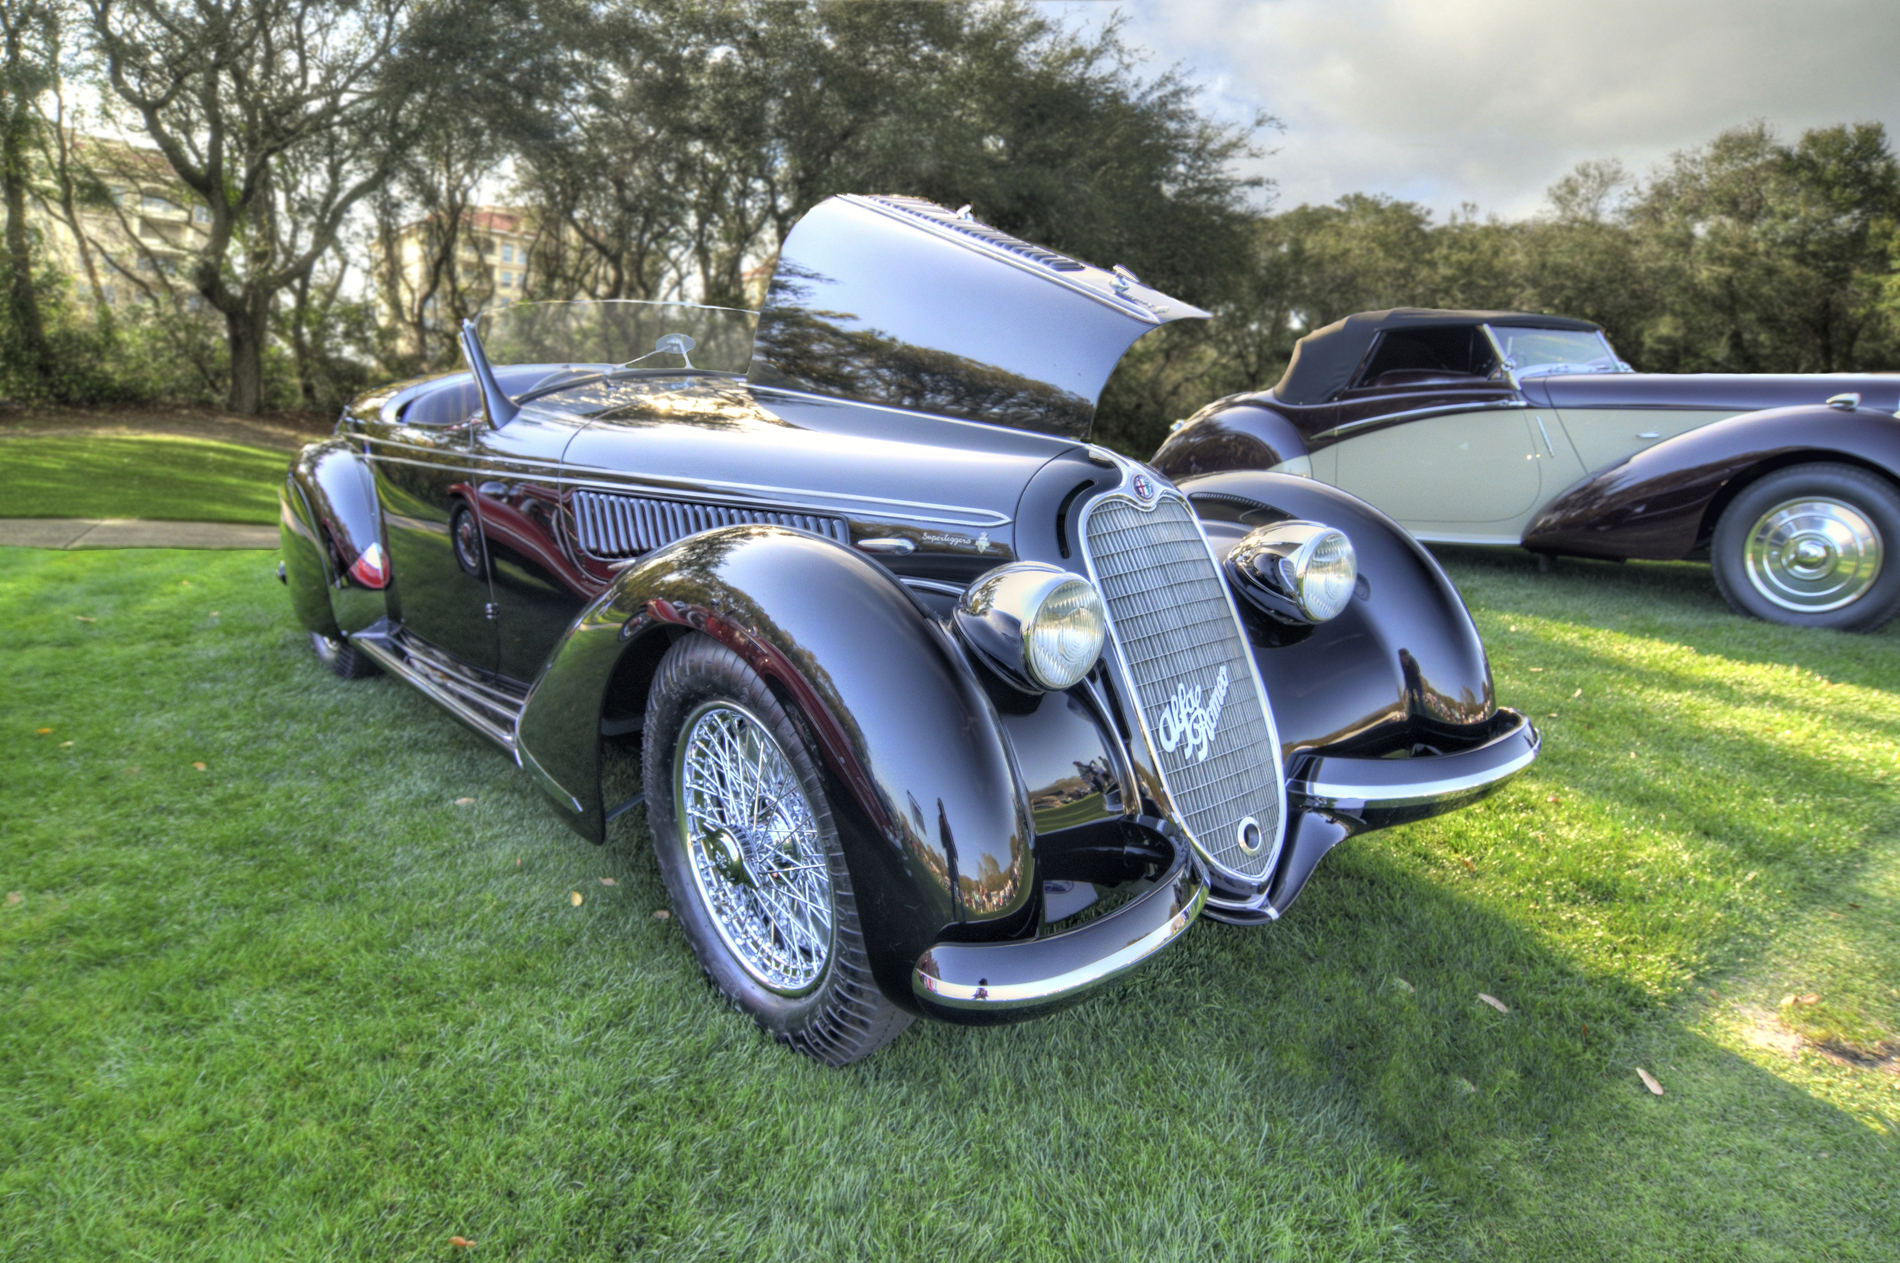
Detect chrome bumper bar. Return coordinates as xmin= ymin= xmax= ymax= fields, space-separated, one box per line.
xmin=1287 ymin=709 xmax=1539 ymax=817
xmin=911 ymin=840 xmax=1208 ymax=1023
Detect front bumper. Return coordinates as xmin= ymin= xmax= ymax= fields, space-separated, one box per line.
xmin=1207 ymin=709 xmax=1540 ymax=924
xmin=1288 ymin=708 xmax=1540 ymax=827
xmin=911 ymin=837 xmax=1208 ymax=1024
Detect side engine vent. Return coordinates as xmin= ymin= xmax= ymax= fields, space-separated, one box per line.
xmin=571 ymin=489 xmax=848 ymax=559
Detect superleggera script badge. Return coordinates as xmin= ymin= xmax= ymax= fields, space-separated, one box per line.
xmin=1155 ymin=666 xmax=1228 ymax=763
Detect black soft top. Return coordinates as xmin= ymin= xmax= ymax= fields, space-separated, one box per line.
xmin=1270 ymin=308 xmax=1603 ymax=406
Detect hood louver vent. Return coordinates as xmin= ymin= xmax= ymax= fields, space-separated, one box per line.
xmin=571 ymin=489 xmax=848 ymax=559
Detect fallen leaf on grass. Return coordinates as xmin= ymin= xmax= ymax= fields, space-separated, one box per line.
xmin=1529 ymin=667 xmax=1544 ymax=672
xmin=1479 ymin=993 xmax=1510 ymax=1013
xmin=60 ymin=741 xmax=73 ymax=748
xmin=598 ymin=876 xmax=617 ymax=886
xmin=1458 ymin=856 xmax=1476 ymax=874
xmin=1572 ymin=688 xmax=1582 ymax=698
xmin=570 ymin=891 xmax=584 ymax=906
xmin=1394 ymin=977 xmax=1414 ymax=994
xmin=1545 ymin=795 xmax=1561 ymax=804
xmin=75 ymin=616 xmax=95 ymax=624
xmin=1454 ymin=1077 xmax=1477 ymax=1095
xmin=5 ymin=892 xmax=21 ymax=907
xmin=515 ymin=857 xmax=522 ymax=869
xmin=653 ymin=909 xmax=671 ymax=920
xmin=35 ymin=728 xmax=51 ymax=735
xmin=1636 ymin=1067 xmax=1664 ymax=1096
xmin=453 ymin=797 xmax=475 ymax=807
xmin=192 ymin=762 xmax=207 ymax=771
xmin=449 ymin=1238 xmax=476 ymax=1249
xmin=1783 ymin=993 xmax=1819 ymax=1006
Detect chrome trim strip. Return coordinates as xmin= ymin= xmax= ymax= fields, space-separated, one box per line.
xmin=910 ymin=862 xmax=1208 ymax=1011
xmin=898 ymin=577 xmax=968 ymax=598
xmin=348 ymin=631 xmax=522 ymax=760
xmin=1289 ymin=740 xmax=1539 ymax=810
xmin=356 ymin=451 xmax=1013 ymax=530
xmin=1313 ymin=398 xmax=1528 ymax=443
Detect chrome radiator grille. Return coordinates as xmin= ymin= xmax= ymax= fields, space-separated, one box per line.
xmin=571 ymin=489 xmax=848 ymax=559
xmin=1083 ymin=494 xmax=1283 ymax=880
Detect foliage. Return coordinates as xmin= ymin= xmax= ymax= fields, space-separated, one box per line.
xmin=1120 ymin=122 xmax=1900 ymax=459
xmin=2 ymin=544 xmax=1895 ymax=1258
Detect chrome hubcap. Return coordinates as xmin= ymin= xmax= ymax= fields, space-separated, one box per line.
xmin=1743 ymin=497 xmax=1883 ymax=612
xmin=674 ymin=703 xmax=832 ymax=995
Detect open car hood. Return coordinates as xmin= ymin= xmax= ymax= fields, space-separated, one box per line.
xmin=747 ymin=195 xmax=1208 ymax=439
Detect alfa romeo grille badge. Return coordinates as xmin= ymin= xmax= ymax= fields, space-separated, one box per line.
xmin=1131 ymin=473 xmax=1156 ymax=503
xmin=1155 ymin=665 xmax=1228 ymax=763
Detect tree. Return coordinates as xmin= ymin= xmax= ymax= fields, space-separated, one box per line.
xmin=1631 ymin=121 xmax=1900 ymax=372
xmin=88 ymin=0 xmax=428 ymax=413
xmin=0 ymin=0 xmax=60 ymax=392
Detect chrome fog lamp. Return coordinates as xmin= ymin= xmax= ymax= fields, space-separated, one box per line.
xmin=1227 ymin=521 xmax=1357 ymax=624
xmin=954 ymin=562 xmax=1106 ymax=691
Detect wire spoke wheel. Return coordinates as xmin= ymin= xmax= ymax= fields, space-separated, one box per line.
xmin=1742 ymin=496 xmax=1883 ymax=613
xmin=674 ymin=702 xmax=834 ymax=996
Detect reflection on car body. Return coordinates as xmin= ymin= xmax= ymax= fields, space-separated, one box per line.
xmin=280 ymin=201 xmax=1537 ymax=1064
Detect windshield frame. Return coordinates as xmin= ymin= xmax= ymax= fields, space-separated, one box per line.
xmin=461 ymin=298 xmax=760 ymax=428
xmin=1481 ymin=323 xmax=1631 ymax=386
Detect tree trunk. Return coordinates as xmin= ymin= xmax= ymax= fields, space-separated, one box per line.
xmin=225 ymin=293 xmax=269 ymax=414
xmin=1 ymin=42 xmax=51 ymax=391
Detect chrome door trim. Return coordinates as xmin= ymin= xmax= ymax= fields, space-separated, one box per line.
xmin=1312 ymin=398 xmax=1529 ymax=443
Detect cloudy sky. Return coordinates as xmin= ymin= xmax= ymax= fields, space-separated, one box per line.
xmin=1039 ymin=0 xmax=1900 ymax=219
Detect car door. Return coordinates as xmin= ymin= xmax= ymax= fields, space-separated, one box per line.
xmin=1553 ymin=407 xmax=1735 ymax=475
xmin=360 ymin=376 xmax=499 ymax=672
xmin=468 ymin=404 xmax=601 ymax=683
xmin=1330 ymin=407 xmax=1549 ymax=539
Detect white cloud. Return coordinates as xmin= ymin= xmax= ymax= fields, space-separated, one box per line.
xmin=1041 ymin=0 xmax=1900 ymax=217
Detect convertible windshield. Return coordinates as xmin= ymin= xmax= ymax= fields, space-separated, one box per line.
xmin=1484 ymin=325 xmax=1628 ymax=377
xmin=474 ymin=299 xmax=757 ymax=377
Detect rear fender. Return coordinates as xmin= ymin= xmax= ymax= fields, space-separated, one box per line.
xmin=1524 ymin=404 xmax=1900 ymax=560
xmin=279 ymin=472 xmax=340 ymax=637
xmin=288 ymin=439 xmax=388 ymax=633
xmin=516 ymin=525 xmax=1033 ymax=1011
xmin=1154 ymin=402 xmax=1312 ymax=479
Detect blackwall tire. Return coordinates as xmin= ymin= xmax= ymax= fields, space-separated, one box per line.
xmin=310 ymin=630 xmax=379 ymax=678
xmin=642 ymin=632 xmax=912 ymax=1065
xmin=1711 ymin=463 xmax=1900 ymax=632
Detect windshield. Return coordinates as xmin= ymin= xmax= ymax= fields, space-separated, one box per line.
xmin=1484 ymin=325 xmax=1628 ymax=377
xmin=473 ymin=300 xmax=758 ymax=381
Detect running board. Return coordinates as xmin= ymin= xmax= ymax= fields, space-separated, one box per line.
xmin=348 ymin=624 xmax=525 ymax=760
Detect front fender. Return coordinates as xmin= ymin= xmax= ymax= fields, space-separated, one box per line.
xmin=1180 ymin=471 xmax=1496 ymax=758
xmin=1524 ymin=404 xmax=1900 ymax=560
xmin=516 ymin=526 xmax=1033 ymax=1008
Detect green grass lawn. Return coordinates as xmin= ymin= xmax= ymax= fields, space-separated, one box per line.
xmin=0 ymin=435 xmax=286 ymax=523
xmin=2 ymin=544 xmax=1895 ymax=1260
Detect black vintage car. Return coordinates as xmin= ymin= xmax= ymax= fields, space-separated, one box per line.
xmin=280 ymin=196 xmax=1537 ymax=1064
xmin=1155 ymin=308 xmax=1900 ymax=630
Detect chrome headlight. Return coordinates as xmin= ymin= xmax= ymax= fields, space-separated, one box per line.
xmin=1227 ymin=521 xmax=1357 ymax=624
xmin=954 ymin=562 xmax=1106 ymax=691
